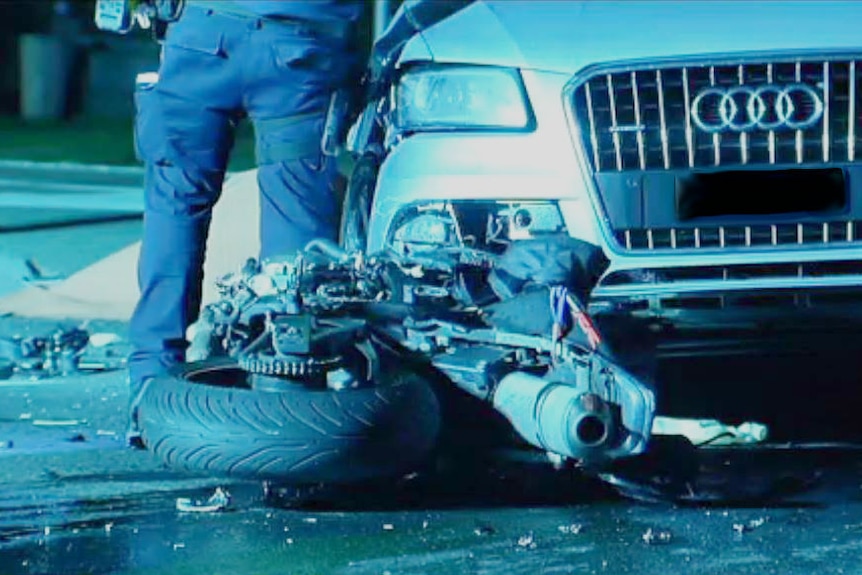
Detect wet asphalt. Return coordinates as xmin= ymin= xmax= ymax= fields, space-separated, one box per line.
xmin=0 ymin=320 xmax=861 ymax=574
xmin=4 ymin=168 xmax=862 ymax=573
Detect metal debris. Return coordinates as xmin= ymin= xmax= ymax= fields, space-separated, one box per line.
xmin=516 ymin=532 xmax=537 ymax=549
xmin=733 ymin=517 xmax=767 ymax=535
xmin=474 ymin=524 xmax=495 ymax=536
xmin=558 ymin=523 xmax=584 ymax=535
xmin=0 ymin=326 xmax=127 ymax=378
xmin=32 ymin=419 xmax=83 ymax=427
xmin=642 ymin=527 xmax=673 ymax=545
xmin=382 ymin=524 xmax=395 ymax=531
xmin=175 ymin=487 xmax=231 ymax=513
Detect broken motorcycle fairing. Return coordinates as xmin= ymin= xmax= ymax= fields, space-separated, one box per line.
xmin=181 ymin=237 xmax=655 ymax=475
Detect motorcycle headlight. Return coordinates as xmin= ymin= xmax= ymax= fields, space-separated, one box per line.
xmin=393 ymin=66 xmax=532 ymax=132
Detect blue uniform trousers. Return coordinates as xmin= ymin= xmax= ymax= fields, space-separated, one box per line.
xmin=128 ymin=5 xmax=352 ymax=390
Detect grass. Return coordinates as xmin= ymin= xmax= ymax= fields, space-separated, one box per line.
xmin=0 ymin=115 xmax=257 ymax=169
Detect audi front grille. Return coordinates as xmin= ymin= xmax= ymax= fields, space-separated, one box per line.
xmin=570 ymin=56 xmax=862 ymax=253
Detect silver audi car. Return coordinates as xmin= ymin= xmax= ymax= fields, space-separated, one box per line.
xmin=334 ymin=1 xmax=862 ymax=490
xmin=343 ymin=0 xmax=862 ymax=362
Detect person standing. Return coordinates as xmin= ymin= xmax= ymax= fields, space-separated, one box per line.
xmin=127 ymin=0 xmax=364 ymax=445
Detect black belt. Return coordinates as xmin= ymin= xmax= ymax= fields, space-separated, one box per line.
xmin=184 ymin=1 xmax=350 ymax=43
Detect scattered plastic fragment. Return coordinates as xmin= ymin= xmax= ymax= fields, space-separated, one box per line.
xmin=302 ymin=517 xmax=318 ymax=524
xmin=558 ymin=524 xmax=584 ymax=535
xmin=733 ymin=517 xmax=767 ymax=535
xmin=382 ymin=524 xmax=394 ymax=531
xmin=642 ymin=527 xmax=673 ymax=545
xmin=104 ymin=523 xmax=114 ymax=534
xmin=89 ymin=333 xmax=122 ymax=347
xmin=516 ymin=532 xmax=536 ymax=549
xmin=32 ymin=419 xmax=83 ymax=427
xmin=175 ymin=487 xmax=231 ymax=513
xmin=652 ymin=416 xmax=768 ymax=446
xmin=474 ymin=525 xmax=495 ymax=536
xmin=173 ymin=543 xmax=186 ymax=550
xmin=67 ymin=434 xmax=86 ymax=443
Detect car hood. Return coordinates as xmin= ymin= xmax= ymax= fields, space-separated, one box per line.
xmin=402 ymin=1 xmax=862 ymax=73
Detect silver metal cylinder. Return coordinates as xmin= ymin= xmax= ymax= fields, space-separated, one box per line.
xmin=492 ymin=371 xmax=618 ymax=461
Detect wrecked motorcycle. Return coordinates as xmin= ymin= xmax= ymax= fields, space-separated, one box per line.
xmin=135 ymin=237 xmax=656 ymax=489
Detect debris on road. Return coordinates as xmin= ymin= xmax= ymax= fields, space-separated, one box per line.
xmin=733 ymin=517 xmax=767 ymax=535
xmin=473 ymin=524 xmax=495 ymax=536
xmin=516 ymin=532 xmax=537 ymax=550
xmin=558 ymin=523 xmax=584 ymax=535
xmin=176 ymin=487 xmax=231 ymax=513
xmin=642 ymin=527 xmax=673 ymax=545
xmin=0 ymin=325 xmax=127 ymax=378
xmin=32 ymin=419 xmax=84 ymax=427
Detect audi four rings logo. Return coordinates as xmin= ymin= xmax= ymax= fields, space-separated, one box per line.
xmin=690 ymin=84 xmax=824 ymax=133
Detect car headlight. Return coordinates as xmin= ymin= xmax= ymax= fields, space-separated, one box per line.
xmin=393 ymin=66 xmax=532 ymax=132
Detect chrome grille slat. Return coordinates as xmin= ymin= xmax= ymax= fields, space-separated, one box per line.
xmin=709 ymin=66 xmax=721 ymax=166
xmin=767 ymin=63 xmax=776 ymax=164
xmin=605 ymin=74 xmax=623 ymax=171
xmin=631 ymin=71 xmax=646 ymax=170
xmin=823 ymin=62 xmax=831 ymax=162
xmin=738 ymin=65 xmax=749 ymax=165
xmin=850 ymin=61 xmax=856 ymax=162
xmin=584 ymin=82 xmax=601 ymax=170
xmin=795 ymin=61 xmax=803 ymax=164
xmin=682 ymin=67 xmax=695 ymax=168
xmin=656 ymin=69 xmax=671 ymax=169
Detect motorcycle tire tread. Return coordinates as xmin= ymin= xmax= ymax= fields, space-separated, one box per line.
xmin=137 ymin=358 xmax=440 ymax=484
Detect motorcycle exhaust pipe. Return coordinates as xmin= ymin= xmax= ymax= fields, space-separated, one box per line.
xmin=492 ymin=371 xmax=619 ymax=462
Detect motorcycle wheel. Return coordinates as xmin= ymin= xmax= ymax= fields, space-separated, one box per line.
xmin=138 ymin=357 xmax=440 ymax=484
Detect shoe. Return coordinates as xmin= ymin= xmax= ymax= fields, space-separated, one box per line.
xmin=126 ymin=377 xmax=154 ymax=450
